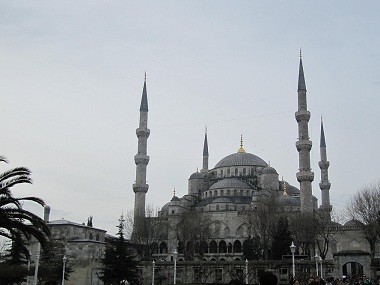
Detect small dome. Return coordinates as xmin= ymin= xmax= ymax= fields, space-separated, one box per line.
xmin=214 ymin=152 xmax=267 ymax=168
xmin=262 ymin=165 xmax=278 ymax=174
xmin=209 ymin=178 xmax=251 ymax=190
xmin=279 ymin=181 xmax=300 ymax=195
xmin=189 ymin=171 xmax=204 ymax=179
xmin=161 ymin=202 xmax=170 ymax=212
xmin=344 ymin=219 xmax=364 ymax=227
xmin=171 ymin=195 xmax=180 ymax=202
xmin=276 ymin=194 xmax=300 ymax=206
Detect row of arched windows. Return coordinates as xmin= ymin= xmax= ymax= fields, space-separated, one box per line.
xmin=203 ymin=189 xmax=255 ymax=199
xmin=212 ymin=167 xmax=256 ymax=178
xmin=151 ymin=240 xmax=243 ymax=255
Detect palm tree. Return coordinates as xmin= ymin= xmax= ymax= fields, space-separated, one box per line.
xmin=0 ymin=155 xmax=50 ymax=259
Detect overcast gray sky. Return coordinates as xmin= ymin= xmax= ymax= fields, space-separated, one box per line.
xmin=1 ymin=1 xmax=379 ymax=235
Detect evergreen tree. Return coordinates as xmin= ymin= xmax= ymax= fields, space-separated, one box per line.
xmin=100 ymin=214 xmax=138 ymax=285
xmin=243 ymin=235 xmax=262 ymax=260
xmin=271 ymin=217 xmax=292 ymax=260
xmin=38 ymin=239 xmax=73 ymax=283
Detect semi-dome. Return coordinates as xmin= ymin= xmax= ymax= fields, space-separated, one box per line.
xmin=209 ymin=178 xmax=251 ymax=190
xmin=214 ymin=152 xmax=267 ymax=168
xmin=276 ymin=194 xmax=300 ymax=206
xmin=262 ymin=165 xmax=278 ymax=174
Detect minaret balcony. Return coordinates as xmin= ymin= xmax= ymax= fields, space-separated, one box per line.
xmin=318 ymin=161 xmax=330 ymax=168
xmin=296 ymin=171 xmax=314 ymax=182
xmin=295 ymin=110 xmax=310 ymax=122
xmin=134 ymin=154 xmax=150 ymax=164
xmin=133 ymin=183 xmax=149 ymax=193
xmin=136 ymin=128 xmax=150 ymax=137
xmin=295 ymin=140 xmax=312 ymax=151
xmin=319 ymin=181 xmax=331 ymax=190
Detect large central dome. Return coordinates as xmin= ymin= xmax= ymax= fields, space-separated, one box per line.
xmin=214 ymin=152 xmax=268 ymax=168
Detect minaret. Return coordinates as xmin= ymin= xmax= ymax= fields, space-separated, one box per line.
xmin=200 ymin=127 xmax=209 ymax=173
xmin=133 ymin=74 xmax=150 ymax=218
xmin=295 ymin=51 xmax=314 ymax=213
xmin=318 ymin=117 xmax=332 ymax=211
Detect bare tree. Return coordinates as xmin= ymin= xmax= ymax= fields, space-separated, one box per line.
xmin=125 ymin=205 xmax=168 ymax=260
xmin=314 ymin=208 xmax=343 ymax=260
xmin=289 ymin=212 xmax=318 ymax=257
xmin=175 ymin=208 xmax=212 ymax=260
xmin=242 ymin=194 xmax=280 ymax=259
xmin=347 ymin=181 xmax=380 ymax=278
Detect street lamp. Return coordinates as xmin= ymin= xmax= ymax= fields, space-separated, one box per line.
xmin=319 ymin=256 xmax=323 ymax=279
xmin=62 ymin=255 xmax=67 ymax=285
xmin=289 ymin=241 xmax=296 ymax=278
xmin=245 ymin=259 xmax=249 ymax=285
xmin=314 ymin=254 xmax=319 ymax=277
xmin=173 ymin=249 xmax=178 ymax=285
xmin=33 ymin=243 xmax=41 ymax=285
xmin=152 ymin=260 xmax=155 ymax=285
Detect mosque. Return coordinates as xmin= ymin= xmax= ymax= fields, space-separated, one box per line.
xmin=131 ymin=55 xmax=376 ymax=281
xmin=133 ymin=55 xmax=330 ymax=258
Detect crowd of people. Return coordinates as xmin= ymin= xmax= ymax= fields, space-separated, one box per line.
xmin=258 ymin=271 xmax=379 ymax=285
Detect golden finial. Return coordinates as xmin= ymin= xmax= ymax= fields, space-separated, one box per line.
xmin=238 ymin=134 xmax=246 ymax=153
xmin=268 ymin=161 xmax=271 ymax=167
xmin=282 ymin=177 xmax=288 ymax=196
xmin=173 ymin=187 xmax=176 ymax=197
xmin=300 ymin=48 xmax=302 ymax=59
xmin=144 ymin=72 xmax=147 ymax=81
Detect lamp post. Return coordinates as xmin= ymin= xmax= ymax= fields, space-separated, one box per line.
xmin=62 ymin=255 xmax=67 ymax=285
xmin=314 ymin=254 xmax=319 ymax=277
xmin=319 ymin=256 xmax=323 ymax=279
xmin=152 ymin=260 xmax=155 ymax=285
xmin=245 ymin=259 xmax=249 ymax=285
xmin=173 ymin=249 xmax=178 ymax=285
xmin=33 ymin=243 xmax=41 ymax=285
xmin=289 ymin=241 xmax=296 ymax=278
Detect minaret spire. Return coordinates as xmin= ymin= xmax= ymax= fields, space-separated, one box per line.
xmin=318 ymin=117 xmax=331 ymax=211
xmin=295 ymin=54 xmax=314 ymax=213
xmin=133 ymin=75 xmax=150 ymax=219
xmin=201 ymin=127 xmax=209 ymax=173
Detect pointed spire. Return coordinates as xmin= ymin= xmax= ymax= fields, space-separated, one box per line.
xmin=320 ymin=116 xmax=326 ymax=147
xmin=203 ymin=126 xmax=209 ymax=156
xmin=238 ymin=134 xmax=246 ymax=153
xmin=298 ymin=49 xmax=307 ymax=91
xmin=140 ymin=73 xmax=148 ymax=111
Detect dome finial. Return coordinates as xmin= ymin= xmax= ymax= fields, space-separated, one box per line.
xmin=300 ymin=48 xmax=302 ymax=59
xmin=282 ymin=177 xmax=288 ymax=196
xmin=173 ymin=187 xmax=176 ymax=197
xmin=238 ymin=134 xmax=246 ymax=153
xmin=144 ymin=72 xmax=147 ymax=82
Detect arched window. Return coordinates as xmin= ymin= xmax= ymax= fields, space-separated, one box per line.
xmin=89 ymin=233 xmax=93 ymax=240
xmin=227 ymin=169 xmax=230 ymax=176
xmin=210 ymin=241 xmax=217 ymax=253
xmin=219 ymin=241 xmax=227 ymax=253
xmin=220 ymin=170 xmax=223 ymax=177
xmin=160 ymin=242 xmax=168 ymax=254
xmin=227 ymin=190 xmax=231 ymax=196
xmin=200 ymin=241 xmax=208 ymax=254
xmin=178 ymin=241 xmax=184 ymax=254
xmin=221 ymin=190 xmax=224 ymax=196
xmin=233 ymin=240 xmax=242 ymax=253
xmin=214 ymin=190 xmax=217 ymax=196
xmin=235 ymin=168 xmax=238 ymax=176
xmin=152 ymin=242 xmax=159 ymax=254
xmin=96 ymin=234 xmax=100 ymax=241
xmin=243 ymin=168 xmax=246 ymax=176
